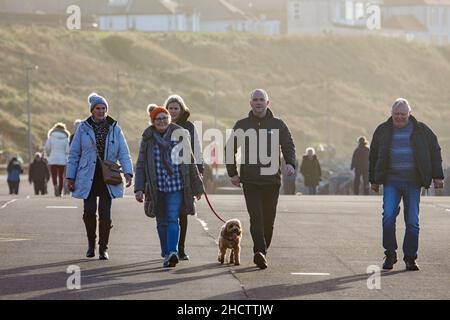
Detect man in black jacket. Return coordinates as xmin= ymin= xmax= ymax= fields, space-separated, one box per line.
xmin=369 ymin=98 xmax=444 ymax=271
xmin=225 ymin=89 xmax=296 ymax=269
xmin=351 ymin=136 xmax=370 ymax=195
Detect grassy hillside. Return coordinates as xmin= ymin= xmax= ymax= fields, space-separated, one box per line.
xmin=1 ymin=26 xmax=450 ymax=166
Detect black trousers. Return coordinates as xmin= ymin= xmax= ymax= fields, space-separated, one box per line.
xmin=83 ymin=187 xmax=112 ymax=220
xmin=242 ymin=183 xmax=280 ymax=255
xmin=8 ymin=181 xmax=19 ymax=195
xmin=354 ymin=170 xmax=369 ymax=195
xmin=178 ymin=214 xmax=188 ymax=255
xmin=33 ymin=181 xmax=47 ymax=195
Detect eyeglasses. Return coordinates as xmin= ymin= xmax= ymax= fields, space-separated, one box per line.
xmin=252 ymin=98 xmax=266 ymax=102
xmin=154 ymin=116 xmax=169 ymax=122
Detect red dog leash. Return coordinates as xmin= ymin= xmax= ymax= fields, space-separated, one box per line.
xmin=203 ymin=192 xmax=227 ymax=224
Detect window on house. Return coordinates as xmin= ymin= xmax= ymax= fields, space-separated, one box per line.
xmin=442 ymin=7 xmax=447 ymax=26
xmin=339 ymin=0 xmax=346 ymax=20
xmin=355 ymin=2 xmax=365 ymax=20
xmin=345 ymin=0 xmax=354 ymax=21
xmin=430 ymin=7 xmax=439 ymax=27
xmin=293 ymin=2 xmax=300 ymax=20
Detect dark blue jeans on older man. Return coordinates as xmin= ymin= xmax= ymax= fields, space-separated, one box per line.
xmin=156 ymin=190 xmax=183 ymax=258
xmin=382 ymin=179 xmax=421 ymax=260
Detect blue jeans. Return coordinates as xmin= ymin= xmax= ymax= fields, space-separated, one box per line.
xmin=382 ymin=180 xmax=421 ymax=259
xmin=156 ymin=191 xmax=183 ymax=258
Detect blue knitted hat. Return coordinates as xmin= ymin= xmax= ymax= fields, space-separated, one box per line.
xmin=88 ymin=92 xmax=108 ymax=112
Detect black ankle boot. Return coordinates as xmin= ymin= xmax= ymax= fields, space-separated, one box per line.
xmin=99 ymin=219 xmax=112 ymax=260
xmin=382 ymin=252 xmax=397 ymax=270
xmin=404 ymin=257 xmax=420 ymax=271
xmin=83 ymin=215 xmax=97 ymax=258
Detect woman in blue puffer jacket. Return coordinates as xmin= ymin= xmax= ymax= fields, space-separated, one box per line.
xmin=66 ymin=93 xmax=133 ymax=260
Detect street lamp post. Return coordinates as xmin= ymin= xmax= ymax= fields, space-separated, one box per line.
xmin=26 ymin=65 xmax=38 ymax=163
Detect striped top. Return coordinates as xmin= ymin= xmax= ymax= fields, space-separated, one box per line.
xmin=388 ymin=121 xmax=416 ymax=181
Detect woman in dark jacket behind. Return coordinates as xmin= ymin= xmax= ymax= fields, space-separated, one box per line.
xmin=351 ymin=136 xmax=370 ymax=195
xmin=164 ymin=94 xmax=204 ymax=261
xmin=29 ymin=152 xmax=50 ymax=195
xmin=134 ymin=107 xmax=204 ymax=268
xmin=300 ymin=147 xmax=322 ymax=195
xmin=7 ymin=157 xmax=23 ymax=195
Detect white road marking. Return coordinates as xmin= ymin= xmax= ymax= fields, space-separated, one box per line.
xmin=0 ymin=199 xmax=17 ymax=209
xmin=0 ymin=238 xmax=30 ymax=242
xmin=26 ymin=196 xmax=30 ymax=199
xmin=196 ymin=217 xmax=209 ymax=231
xmin=291 ymin=273 xmax=331 ymax=276
xmin=46 ymin=206 xmax=78 ymax=209
xmin=446 ymin=209 xmax=450 ymax=212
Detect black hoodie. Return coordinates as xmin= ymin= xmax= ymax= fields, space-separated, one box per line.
xmin=225 ymin=108 xmax=296 ymax=185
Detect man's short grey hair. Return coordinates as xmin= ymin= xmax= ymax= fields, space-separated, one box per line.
xmin=391 ymin=98 xmax=411 ymax=112
xmin=305 ymin=147 xmax=316 ymax=155
xmin=250 ymin=89 xmax=269 ymax=101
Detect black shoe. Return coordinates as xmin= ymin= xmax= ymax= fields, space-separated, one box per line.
xmin=404 ymin=258 xmax=420 ymax=271
xmin=98 ymin=219 xmax=112 ymax=260
xmin=382 ymin=254 xmax=397 ymax=270
xmin=168 ymin=252 xmax=179 ymax=267
xmin=179 ymin=252 xmax=190 ymax=261
xmin=83 ymin=215 xmax=97 ymax=258
xmin=86 ymin=241 xmax=95 ymax=258
xmin=99 ymin=247 xmax=109 ymax=260
xmin=253 ymin=252 xmax=268 ymax=269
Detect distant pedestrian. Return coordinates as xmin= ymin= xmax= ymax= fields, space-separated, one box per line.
xmin=28 ymin=152 xmax=50 ymax=195
xmin=351 ymin=136 xmax=370 ymax=195
xmin=369 ymin=98 xmax=444 ymax=271
xmin=300 ymin=147 xmax=322 ymax=195
xmin=7 ymin=157 xmax=23 ymax=195
xmin=45 ymin=122 xmax=70 ymax=196
xmin=69 ymin=119 xmax=83 ymax=145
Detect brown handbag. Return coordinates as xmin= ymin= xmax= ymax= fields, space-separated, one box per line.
xmin=99 ymin=156 xmax=123 ymax=185
xmin=93 ymin=142 xmax=123 ymax=185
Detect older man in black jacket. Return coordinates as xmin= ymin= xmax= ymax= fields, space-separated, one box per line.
xmin=225 ymin=89 xmax=296 ymax=269
xmin=369 ymin=98 xmax=444 ymax=271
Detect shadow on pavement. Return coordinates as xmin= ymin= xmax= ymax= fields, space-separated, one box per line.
xmin=0 ymin=258 xmax=236 ymax=299
xmin=206 ymin=270 xmax=407 ymax=300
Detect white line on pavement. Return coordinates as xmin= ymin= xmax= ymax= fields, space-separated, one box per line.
xmin=196 ymin=217 xmax=209 ymax=231
xmin=46 ymin=206 xmax=78 ymax=209
xmin=291 ymin=273 xmax=331 ymax=276
xmin=0 ymin=238 xmax=30 ymax=242
xmin=0 ymin=199 xmax=17 ymax=209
